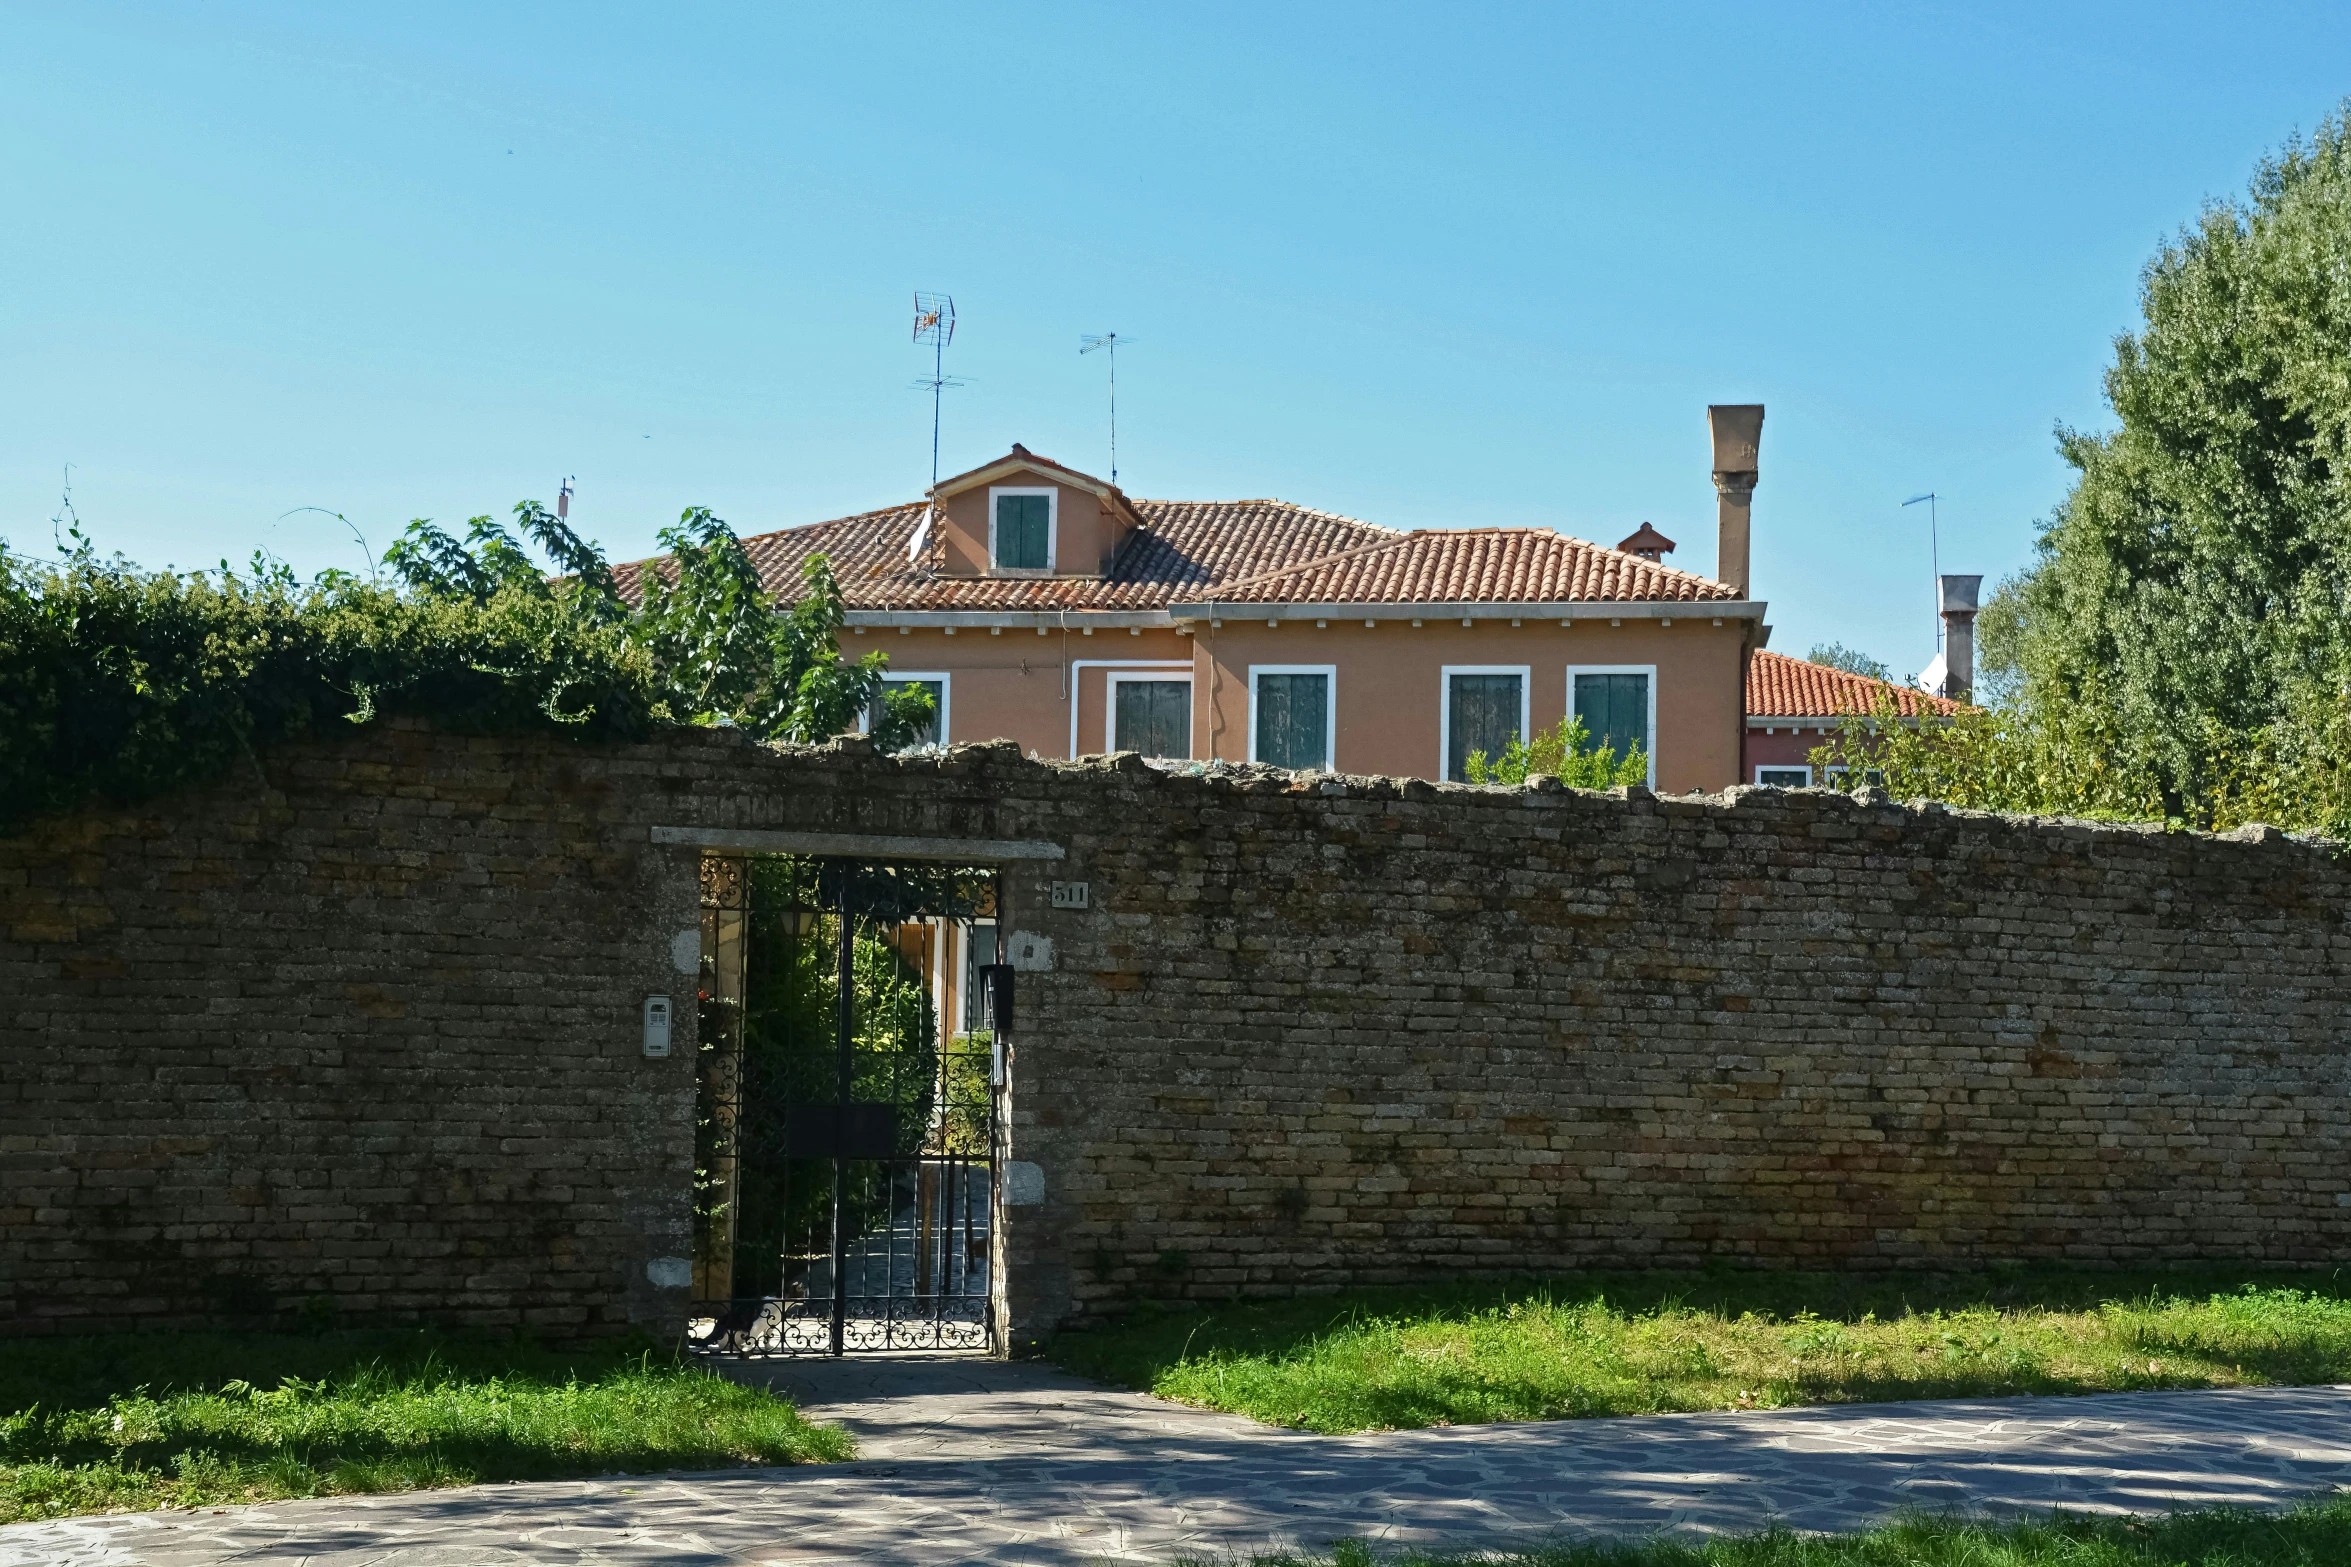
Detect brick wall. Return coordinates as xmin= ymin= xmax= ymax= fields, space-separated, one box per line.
xmin=5 ymin=720 xmax=2348 ymax=1339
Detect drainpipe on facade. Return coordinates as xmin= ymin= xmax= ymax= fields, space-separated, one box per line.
xmin=1206 ymin=613 xmax=1222 ymax=762
xmin=1737 ymin=616 xmax=1760 ymax=787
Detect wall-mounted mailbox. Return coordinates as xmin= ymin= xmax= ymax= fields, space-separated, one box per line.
xmin=978 ymin=963 xmax=1013 ymax=1036
xmin=642 ymin=995 xmax=673 ymax=1059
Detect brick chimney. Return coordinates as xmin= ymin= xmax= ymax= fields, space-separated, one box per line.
xmin=1707 ymin=404 xmax=1764 ymax=596
xmin=1938 ymin=574 xmax=1982 ymax=702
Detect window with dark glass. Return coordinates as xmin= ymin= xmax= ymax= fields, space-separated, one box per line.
xmin=1573 ymin=672 xmax=1650 ymax=764
xmin=869 ymin=678 xmax=943 ymax=749
xmin=1757 ymin=767 xmax=1810 ymax=787
xmin=1445 ymin=672 xmax=1523 ymax=782
xmin=1253 ymin=672 xmax=1329 ymax=770
xmin=993 ymin=494 xmax=1050 ymax=569
xmin=1113 ymin=679 xmax=1191 ymax=758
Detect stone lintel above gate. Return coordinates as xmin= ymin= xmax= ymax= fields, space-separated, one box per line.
xmin=650 ymin=825 xmax=1066 ymax=861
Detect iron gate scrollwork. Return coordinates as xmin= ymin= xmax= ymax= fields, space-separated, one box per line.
xmin=692 ymin=854 xmax=1001 ymax=1355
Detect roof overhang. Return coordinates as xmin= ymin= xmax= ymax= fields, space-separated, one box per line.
xmin=843 ymin=599 xmax=1768 ymax=629
xmin=1165 ymin=599 xmax=1766 ymax=623
xmin=1746 ymin=713 xmax=1930 ymax=728
xmin=844 ymin=608 xmax=1179 ymax=630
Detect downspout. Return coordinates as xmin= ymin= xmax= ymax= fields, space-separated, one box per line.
xmin=1737 ymin=614 xmax=1759 ymax=789
xmin=1207 ymin=609 xmax=1222 ymax=761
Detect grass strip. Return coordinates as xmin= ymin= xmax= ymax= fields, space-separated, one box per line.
xmin=1190 ymin=1493 xmax=2351 ymax=1565
xmin=1053 ymin=1266 xmax=2351 ymax=1433
xmin=0 ymin=1328 xmax=850 ymax=1522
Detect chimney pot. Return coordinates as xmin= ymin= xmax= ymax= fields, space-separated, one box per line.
xmin=1615 ymin=522 xmax=1678 ymax=563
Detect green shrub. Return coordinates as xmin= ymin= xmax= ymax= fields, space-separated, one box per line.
xmin=0 ymin=503 xmax=932 ymax=836
xmin=1463 ymin=715 xmax=1649 ymax=788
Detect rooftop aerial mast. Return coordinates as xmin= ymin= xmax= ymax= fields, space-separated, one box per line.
xmin=1903 ymin=491 xmax=1944 ymax=654
xmin=1079 ymin=332 xmax=1130 ymax=486
xmin=912 ymin=293 xmax=961 ymax=489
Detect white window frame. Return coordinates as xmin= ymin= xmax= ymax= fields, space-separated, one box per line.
xmin=1103 ymin=670 xmax=1196 ymax=757
xmin=1754 ymin=764 xmax=1812 ymax=787
xmin=1566 ymin=664 xmax=1659 ymax=787
xmin=1246 ymin=664 xmax=1338 ymax=771
xmin=987 ymin=486 xmax=1057 ymax=574
xmin=1439 ymin=664 xmax=1532 ymax=782
xmin=1067 ymin=658 xmax=1192 ymax=758
xmin=865 ymin=670 xmax=951 ymax=749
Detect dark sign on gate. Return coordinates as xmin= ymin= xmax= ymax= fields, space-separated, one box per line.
xmin=782 ymin=1103 xmax=900 ymax=1160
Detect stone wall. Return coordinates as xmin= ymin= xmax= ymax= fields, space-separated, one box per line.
xmin=5 ymin=720 xmax=2348 ymax=1340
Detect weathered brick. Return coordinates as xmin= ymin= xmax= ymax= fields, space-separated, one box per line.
xmin=4 ymin=722 xmax=2348 ymax=1343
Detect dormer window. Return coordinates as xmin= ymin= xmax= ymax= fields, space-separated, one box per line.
xmin=990 ymin=488 xmax=1055 ymax=572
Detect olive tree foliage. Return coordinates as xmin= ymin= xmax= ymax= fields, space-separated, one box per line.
xmin=1 ymin=502 xmax=930 ymax=835
xmin=1805 ymin=642 xmax=1892 ymax=683
xmin=1817 ymin=107 xmax=2351 ymax=838
xmin=379 ymin=503 xmax=934 ymax=747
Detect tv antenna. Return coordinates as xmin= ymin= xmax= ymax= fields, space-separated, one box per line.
xmin=1080 ymin=332 xmax=1131 ymax=485
xmin=1903 ymin=492 xmax=1943 ymax=652
xmin=557 ymin=476 xmax=575 ymax=522
xmin=911 ymin=292 xmax=963 ymax=488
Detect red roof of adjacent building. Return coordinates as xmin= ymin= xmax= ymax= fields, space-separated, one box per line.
xmin=1747 ymin=649 xmax=1962 ymax=719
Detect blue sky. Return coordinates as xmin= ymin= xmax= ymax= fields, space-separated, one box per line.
xmin=5 ymin=4 xmax=2347 ymax=675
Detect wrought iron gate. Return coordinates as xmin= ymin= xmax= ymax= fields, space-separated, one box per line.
xmin=691 ymin=854 xmax=1002 ymax=1355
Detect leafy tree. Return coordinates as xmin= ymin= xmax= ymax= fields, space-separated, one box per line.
xmin=1980 ymin=104 xmax=2351 ymax=829
xmin=1806 ymin=689 xmax=2162 ymax=820
xmin=1463 ymin=715 xmax=1649 ymax=788
xmin=1798 ymin=107 xmax=2351 ymax=838
xmin=372 ymin=503 xmax=931 ymax=748
xmin=1 ymin=503 xmax=931 ymax=835
xmin=1805 ymin=642 xmax=1891 ymax=682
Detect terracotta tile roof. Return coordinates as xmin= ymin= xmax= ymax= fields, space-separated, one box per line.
xmin=619 ymin=498 xmax=1736 ymax=612
xmin=1193 ymin=527 xmax=1739 ymax=606
xmin=1747 ymin=650 xmax=1962 ymax=719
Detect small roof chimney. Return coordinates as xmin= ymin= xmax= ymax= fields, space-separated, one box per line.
xmin=1938 ymin=574 xmax=1983 ymax=702
xmin=1707 ymin=404 xmax=1763 ymax=596
xmin=1616 ymin=522 xmax=1677 ymax=563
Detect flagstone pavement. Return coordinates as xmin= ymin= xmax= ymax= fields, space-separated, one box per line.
xmin=6 ymin=1357 xmax=2349 ymax=1566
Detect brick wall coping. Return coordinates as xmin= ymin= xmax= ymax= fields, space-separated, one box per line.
xmin=648 ymin=824 xmax=1066 ymax=860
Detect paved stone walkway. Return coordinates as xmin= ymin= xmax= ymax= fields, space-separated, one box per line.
xmin=7 ymin=1358 xmax=2349 ymax=1566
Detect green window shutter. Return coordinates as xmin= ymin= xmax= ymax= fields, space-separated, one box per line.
xmin=1115 ymin=680 xmax=1192 ymax=758
xmin=1573 ymin=673 xmax=1650 ymax=764
xmin=1254 ymin=674 xmax=1329 ymax=770
xmin=1446 ymin=673 xmax=1523 ymax=782
xmin=995 ymin=495 xmax=1050 ymax=569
